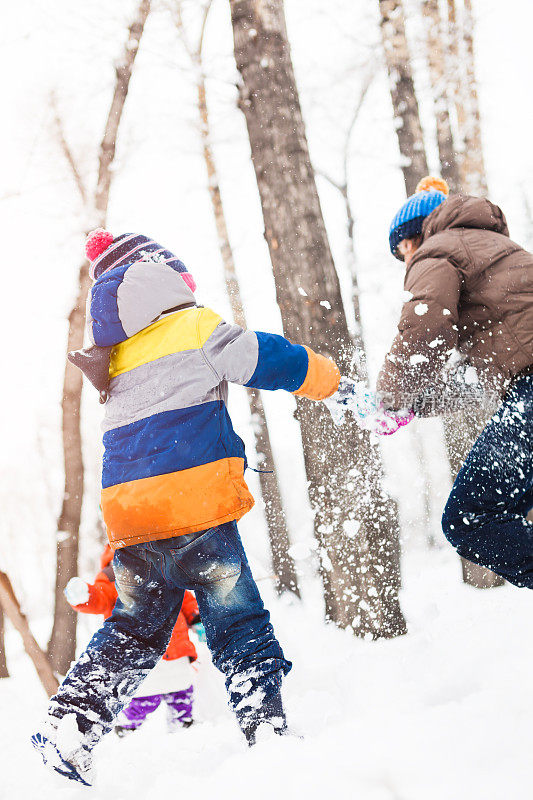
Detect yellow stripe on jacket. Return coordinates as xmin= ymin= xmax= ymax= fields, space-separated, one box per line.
xmin=109 ymin=307 xmax=222 ymax=378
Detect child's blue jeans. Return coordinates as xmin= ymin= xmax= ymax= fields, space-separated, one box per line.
xmin=442 ymin=375 xmax=533 ymax=586
xmin=49 ymin=521 xmax=291 ymax=744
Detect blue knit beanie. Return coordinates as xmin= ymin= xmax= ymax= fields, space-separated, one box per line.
xmin=389 ymin=176 xmax=449 ymax=258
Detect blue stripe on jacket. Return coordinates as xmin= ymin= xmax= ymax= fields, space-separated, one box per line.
xmin=102 ymin=401 xmax=246 ymax=488
xmin=245 ymin=331 xmax=308 ymax=391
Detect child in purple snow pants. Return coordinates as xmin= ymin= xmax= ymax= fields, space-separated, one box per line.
xmin=118 ymin=687 xmax=194 ymax=735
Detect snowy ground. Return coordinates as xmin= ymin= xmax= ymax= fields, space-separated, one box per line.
xmin=3 ymin=540 xmax=532 ymax=800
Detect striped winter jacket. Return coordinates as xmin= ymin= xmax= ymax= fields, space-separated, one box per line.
xmin=88 ymin=257 xmax=340 ymax=549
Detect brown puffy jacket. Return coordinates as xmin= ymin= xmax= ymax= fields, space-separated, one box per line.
xmin=377 ymin=195 xmax=533 ymax=414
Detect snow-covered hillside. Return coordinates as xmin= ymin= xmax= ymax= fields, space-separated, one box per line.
xmin=4 ymin=546 xmax=533 ymax=799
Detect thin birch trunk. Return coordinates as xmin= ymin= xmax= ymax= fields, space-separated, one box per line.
xmin=460 ymin=0 xmax=488 ymax=196
xmin=442 ymin=1 xmax=500 ymax=585
xmin=422 ymin=0 xmax=461 ymax=192
xmin=0 ymin=607 xmax=8 ymax=678
xmin=230 ymin=0 xmax=406 ymax=637
xmin=379 ymin=0 xmax=502 ymax=586
xmin=443 ymin=411 xmax=504 ymax=587
xmin=378 ymin=0 xmax=429 ymax=194
xmin=446 ymin=0 xmax=467 ymax=173
xmin=182 ymin=4 xmax=300 ymax=595
xmin=47 ymin=0 xmax=152 ymax=673
xmin=0 ymin=572 xmax=58 ymax=696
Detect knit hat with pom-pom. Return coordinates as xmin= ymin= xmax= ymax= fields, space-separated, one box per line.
xmin=85 ymin=229 xmax=196 ymax=292
xmin=389 ymin=176 xmax=449 ymax=259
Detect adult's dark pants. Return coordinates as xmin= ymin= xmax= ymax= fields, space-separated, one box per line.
xmin=48 ymin=521 xmax=291 ymax=746
xmin=442 ymin=375 xmax=533 ymax=587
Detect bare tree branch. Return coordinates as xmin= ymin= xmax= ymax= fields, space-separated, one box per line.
xmin=0 ymin=571 xmax=58 ymax=696
xmin=50 ymin=92 xmax=88 ymax=205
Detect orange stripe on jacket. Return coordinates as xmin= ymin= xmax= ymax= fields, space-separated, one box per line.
xmin=102 ymin=456 xmax=255 ymax=549
xmin=293 ymin=346 xmax=340 ymax=400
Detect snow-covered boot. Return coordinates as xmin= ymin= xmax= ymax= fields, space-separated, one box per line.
xmin=237 ymin=692 xmax=288 ymax=746
xmin=31 ymin=715 xmax=95 ymax=786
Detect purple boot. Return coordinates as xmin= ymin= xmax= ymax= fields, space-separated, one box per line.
xmin=163 ymin=686 xmax=194 ymax=731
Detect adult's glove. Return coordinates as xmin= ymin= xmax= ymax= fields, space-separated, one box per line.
xmin=64 ymin=577 xmax=90 ymax=606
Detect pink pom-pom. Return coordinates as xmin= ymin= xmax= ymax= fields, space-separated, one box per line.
xmin=86 ymin=228 xmax=114 ymax=261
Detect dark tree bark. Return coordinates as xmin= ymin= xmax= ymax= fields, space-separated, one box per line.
xmin=446 ymin=0 xmax=467 ymax=173
xmin=379 ymin=0 xmax=501 ymax=587
xmin=47 ymin=0 xmax=152 ymax=674
xmin=0 ymin=607 xmax=8 ymax=678
xmin=378 ymin=0 xmax=429 ymax=194
xmin=229 ymin=0 xmax=406 ymax=637
xmin=422 ymin=0 xmax=461 ymax=192
xmin=173 ymin=1 xmax=300 ymax=596
xmin=0 ymin=572 xmax=58 ymax=696
xmin=443 ymin=410 xmax=504 ymax=588
xmin=446 ymin=0 xmax=487 ymax=196
xmin=460 ymin=0 xmax=488 ymax=196
xmin=439 ymin=2 xmax=500 ymax=586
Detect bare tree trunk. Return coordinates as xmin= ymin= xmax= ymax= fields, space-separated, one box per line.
xmin=378 ymin=0 xmax=429 ymax=194
xmin=460 ymin=0 xmax=488 ymax=196
xmin=196 ymin=49 xmax=300 ymax=597
xmin=422 ymin=0 xmax=461 ymax=192
xmin=229 ymin=0 xmax=406 ymax=637
xmin=0 ymin=606 xmax=8 ymax=678
xmin=172 ymin=1 xmax=300 ymax=596
xmin=443 ymin=411 xmax=504 ymax=588
xmin=446 ymin=0 xmax=467 ymax=174
xmin=0 ymin=572 xmax=59 ymax=696
xmin=47 ymin=0 xmax=152 ymax=674
xmin=379 ymin=0 xmax=501 ymax=586
xmin=441 ymin=2 xmax=499 ymax=586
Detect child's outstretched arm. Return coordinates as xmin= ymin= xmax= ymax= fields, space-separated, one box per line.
xmin=199 ymin=310 xmax=340 ymax=401
xmin=64 ymin=573 xmax=117 ymax=616
xmin=181 ymin=591 xmax=201 ymax=625
xmin=181 ymin=591 xmax=205 ymax=641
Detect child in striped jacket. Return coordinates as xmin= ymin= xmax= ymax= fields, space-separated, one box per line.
xmin=33 ymin=229 xmax=340 ymax=785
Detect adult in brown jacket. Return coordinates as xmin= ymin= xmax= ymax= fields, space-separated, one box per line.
xmin=378 ymin=177 xmax=533 ymax=588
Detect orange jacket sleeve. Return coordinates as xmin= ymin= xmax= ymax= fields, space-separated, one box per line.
xmin=181 ymin=590 xmax=200 ymax=625
xmin=293 ymin=346 xmax=341 ymax=401
xmin=71 ymin=571 xmax=117 ymax=619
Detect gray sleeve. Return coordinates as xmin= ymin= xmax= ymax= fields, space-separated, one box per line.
xmin=202 ymin=321 xmax=259 ymax=386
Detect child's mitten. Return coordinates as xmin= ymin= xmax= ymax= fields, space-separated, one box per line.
xmin=322 ymin=377 xmax=378 ymax=427
xmin=64 ymin=577 xmax=90 ymax=606
xmin=323 ymin=377 xmax=413 ymax=435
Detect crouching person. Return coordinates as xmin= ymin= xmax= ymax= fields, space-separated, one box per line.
xmin=32 ymin=229 xmax=340 ymax=785
xmin=64 ymin=545 xmax=203 ymax=735
xmin=376 ymin=177 xmax=533 ymax=585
